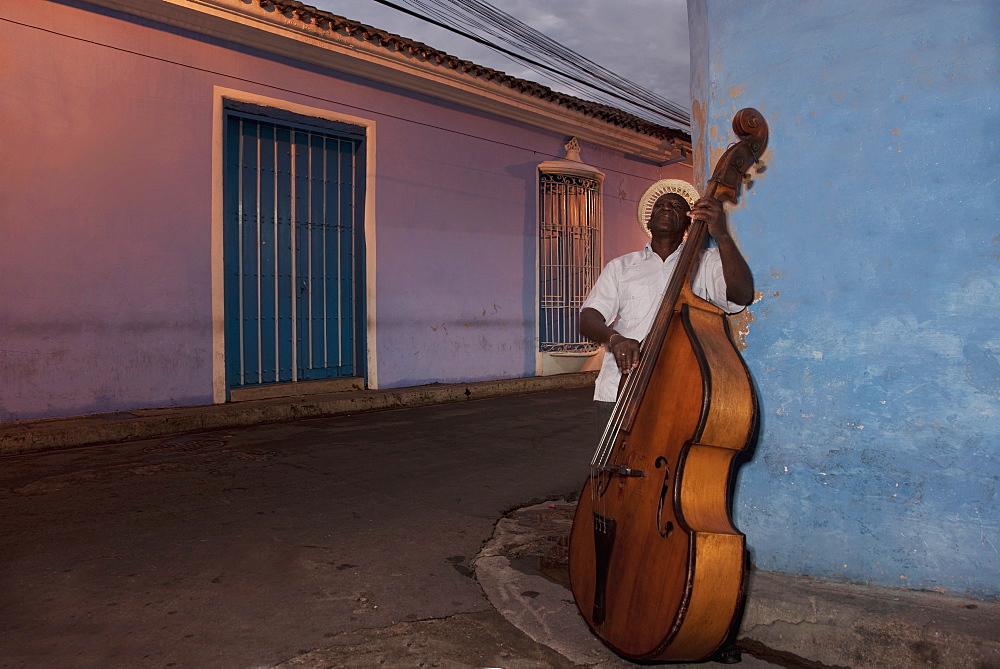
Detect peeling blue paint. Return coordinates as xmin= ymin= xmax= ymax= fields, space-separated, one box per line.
xmin=692 ymin=0 xmax=999 ymax=597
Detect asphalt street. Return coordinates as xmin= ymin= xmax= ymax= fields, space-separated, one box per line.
xmin=1 ymin=388 xmax=603 ymax=667
xmin=2 ymin=386 xmax=996 ymax=668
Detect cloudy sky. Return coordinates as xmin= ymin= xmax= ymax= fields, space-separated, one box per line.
xmin=306 ymin=0 xmax=692 ymax=111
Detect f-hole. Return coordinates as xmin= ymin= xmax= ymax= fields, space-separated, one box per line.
xmin=655 ymin=456 xmax=674 ymax=538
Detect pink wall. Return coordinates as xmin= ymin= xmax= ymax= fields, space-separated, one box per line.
xmin=1 ymin=1 xmax=215 ymax=420
xmin=0 ymin=0 xmax=681 ymax=421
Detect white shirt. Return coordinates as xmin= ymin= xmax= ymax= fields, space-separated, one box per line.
xmin=581 ymin=242 xmax=745 ymax=402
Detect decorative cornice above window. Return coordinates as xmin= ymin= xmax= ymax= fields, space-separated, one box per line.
xmin=538 ymin=137 xmax=605 ymax=181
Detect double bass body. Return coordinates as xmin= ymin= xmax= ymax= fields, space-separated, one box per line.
xmin=568 ymin=109 xmax=767 ymax=661
xmin=568 ymin=300 xmax=756 ymax=660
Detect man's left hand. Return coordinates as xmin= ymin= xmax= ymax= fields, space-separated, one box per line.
xmin=689 ymin=197 xmax=730 ymax=240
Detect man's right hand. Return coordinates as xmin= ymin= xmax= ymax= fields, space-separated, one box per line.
xmin=609 ymin=334 xmax=641 ymax=374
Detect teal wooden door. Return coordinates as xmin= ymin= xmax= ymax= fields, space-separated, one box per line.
xmin=223 ymin=106 xmax=365 ymax=392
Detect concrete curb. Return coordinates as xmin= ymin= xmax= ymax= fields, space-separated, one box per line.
xmin=476 ymin=500 xmax=1000 ymax=669
xmin=474 ymin=503 xmax=630 ymax=668
xmin=740 ymin=570 xmax=1000 ymax=668
xmin=0 ymin=372 xmax=596 ymax=456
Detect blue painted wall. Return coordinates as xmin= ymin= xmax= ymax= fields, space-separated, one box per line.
xmin=689 ymin=1 xmax=999 ymax=598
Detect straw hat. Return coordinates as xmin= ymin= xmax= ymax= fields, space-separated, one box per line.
xmin=636 ymin=179 xmax=700 ymax=236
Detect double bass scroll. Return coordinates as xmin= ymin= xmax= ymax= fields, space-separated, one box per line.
xmin=568 ymin=108 xmax=768 ymax=662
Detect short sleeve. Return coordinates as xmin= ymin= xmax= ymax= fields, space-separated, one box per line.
xmin=692 ymin=248 xmax=746 ymax=315
xmin=581 ymin=260 xmax=622 ymax=325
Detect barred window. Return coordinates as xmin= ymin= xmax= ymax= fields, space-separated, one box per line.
xmin=538 ymin=141 xmax=603 ymax=353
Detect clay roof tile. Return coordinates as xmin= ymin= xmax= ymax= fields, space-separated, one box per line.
xmin=249 ymin=0 xmax=688 ymax=140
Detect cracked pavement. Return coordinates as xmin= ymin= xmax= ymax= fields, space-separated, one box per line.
xmin=0 ymin=389 xmax=600 ymax=667
xmin=3 ymin=387 xmax=996 ymax=668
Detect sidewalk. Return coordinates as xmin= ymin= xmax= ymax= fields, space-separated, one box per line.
xmin=1 ymin=382 xmax=997 ymax=668
xmin=0 ymin=372 xmax=597 ymax=456
xmin=474 ymin=500 xmax=1000 ymax=669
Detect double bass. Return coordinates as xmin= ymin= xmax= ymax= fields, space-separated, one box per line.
xmin=568 ymin=108 xmax=768 ymax=661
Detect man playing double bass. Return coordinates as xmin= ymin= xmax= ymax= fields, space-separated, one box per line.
xmin=571 ymin=114 xmax=766 ymax=664
xmin=579 ymin=180 xmax=755 ymax=429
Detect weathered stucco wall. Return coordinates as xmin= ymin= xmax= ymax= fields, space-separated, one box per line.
xmin=1 ymin=0 xmax=217 ymax=419
xmin=689 ymin=0 xmax=999 ymax=597
xmin=0 ymin=0 xmax=672 ymax=421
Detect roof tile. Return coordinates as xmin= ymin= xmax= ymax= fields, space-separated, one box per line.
xmin=247 ymin=0 xmax=688 ymax=141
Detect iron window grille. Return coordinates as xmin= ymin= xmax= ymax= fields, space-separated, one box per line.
xmin=538 ymin=171 xmax=602 ymax=353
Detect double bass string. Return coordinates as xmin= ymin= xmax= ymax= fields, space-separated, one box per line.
xmin=589 ymin=219 xmax=709 ymax=473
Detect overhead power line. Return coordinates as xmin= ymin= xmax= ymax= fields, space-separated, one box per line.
xmin=1 ymin=15 xmax=668 ymax=183
xmin=367 ymin=0 xmax=691 ymax=130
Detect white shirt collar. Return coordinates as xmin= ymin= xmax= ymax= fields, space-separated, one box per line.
xmin=641 ymin=240 xmax=685 ymax=262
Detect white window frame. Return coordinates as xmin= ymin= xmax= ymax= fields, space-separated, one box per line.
xmin=536 ymin=138 xmax=604 ymax=376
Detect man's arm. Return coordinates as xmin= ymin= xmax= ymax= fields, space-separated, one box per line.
xmin=580 ymin=307 xmax=640 ymax=373
xmin=579 ymin=307 xmax=614 ymax=346
xmin=690 ymin=198 xmax=755 ymax=306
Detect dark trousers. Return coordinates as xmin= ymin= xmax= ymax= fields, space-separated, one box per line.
xmin=595 ymin=400 xmax=615 ymax=443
